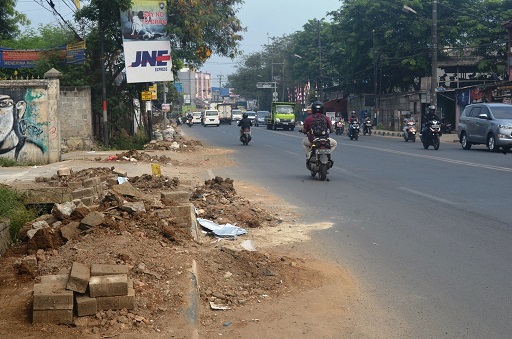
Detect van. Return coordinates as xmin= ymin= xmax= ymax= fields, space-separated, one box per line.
xmin=203 ymin=109 xmax=220 ymax=127
xmin=192 ymin=112 xmax=202 ymax=124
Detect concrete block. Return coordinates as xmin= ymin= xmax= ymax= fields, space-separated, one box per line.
xmin=72 ymin=187 xmax=93 ymax=199
xmin=57 ymin=167 xmax=71 ymax=176
xmin=75 ymin=293 xmax=97 ymax=316
xmin=67 ymin=181 xmax=83 ymax=190
xmin=90 ymin=264 xmax=129 ymax=277
xmin=81 ymin=196 xmax=94 ymax=206
xmin=33 ymin=309 xmax=73 ymax=324
xmin=40 ymin=274 xmax=68 ymax=287
xmin=89 ymin=274 xmax=128 ymax=297
xmin=112 ymin=168 xmax=128 ymax=177
xmin=169 ymin=204 xmax=194 ymax=221
xmin=33 ymin=282 xmax=74 ymax=310
xmin=161 ymin=191 xmax=190 ymax=203
xmin=66 ymin=262 xmax=90 ymax=293
xmin=96 ymin=288 xmax=135 ymax=310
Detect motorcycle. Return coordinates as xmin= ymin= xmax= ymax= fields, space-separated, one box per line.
xmin=307 ymin=136 xmax=333 ymax=181
xmin=348 ymin=121 xmax=360 ymax=140
xmin=403 ymin=121 xmax=417 ymax=142
xmin=335 ymin=120 xmax=344 ymax=135
xmin=186 ymin=116 xmax=193 ymax=127
xmin=240 ymin=127 xmax=252 ymax=145
xmin=363 ymin=120 xmax=372 ymax=136
xmin=421 ymin=119 xmax=442 ymax=150
xmin=440 ymin=119 xmax=452 ymax=134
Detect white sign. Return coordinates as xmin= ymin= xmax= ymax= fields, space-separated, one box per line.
xmin=256 ymin=82 xmax=276 ymax=89
xmin=124 ymin=40 xmax=174 ymax=83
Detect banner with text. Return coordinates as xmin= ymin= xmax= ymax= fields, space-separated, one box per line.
xmin=120 ymin=0 xmax=173 ymax=83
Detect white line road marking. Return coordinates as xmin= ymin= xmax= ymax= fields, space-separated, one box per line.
xmin=398 ymin=187 xmax=456 ymax=205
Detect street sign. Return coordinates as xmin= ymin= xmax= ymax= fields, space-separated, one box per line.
xmin=256 ymin=82 xmax=276 ymax=89
xmin=142 ymin=91 xmax=152 ymax=100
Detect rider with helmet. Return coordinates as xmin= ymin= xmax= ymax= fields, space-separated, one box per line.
xmin=238 ymin=112 xmax=252 ymax=137
xmin=421 ymin=105 xmax=440 ymax=140
xmin=300 ymin=101 xmax=337 ymax=159
xmin=348 ymin=111 xmax=359 ymax=137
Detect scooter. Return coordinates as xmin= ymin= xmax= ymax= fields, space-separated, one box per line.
xmin=335 ymin=120 xmax=344 ymax=135
xmin=403 ymin=121 xmax=417 ymax=142
xmin=421 ymin=119 xmax=442 ymax=150
xmin=348 ymin=121 xmax=360 ymax=140
xmin=186 ymin=117 xmax=193 ymax=127
xmin=240 ymin=127 xmax=252 ymax=145
xmin=440 ymin=119 xmax=452 ymax=134
xmin=363 ymin=120 xmax=372 ymax=136
xmin=307 ymin=136 xmax=333 ymax=181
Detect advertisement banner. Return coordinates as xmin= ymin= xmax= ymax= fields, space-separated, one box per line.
xmin=0 ymin=45 xmax=85 ymax=68
xmin=120 ymin=0 xmax=173 ymax=83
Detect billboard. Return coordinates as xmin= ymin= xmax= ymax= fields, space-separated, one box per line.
xmin=120 ymin=0 xmax=173 ymax=83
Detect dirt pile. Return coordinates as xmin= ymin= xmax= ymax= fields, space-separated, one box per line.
xmin=0 ymin=143 xmax=319 ymax=338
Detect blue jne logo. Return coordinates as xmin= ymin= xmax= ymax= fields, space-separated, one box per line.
xmin=130 ymin=50 xmax=171 ymax=67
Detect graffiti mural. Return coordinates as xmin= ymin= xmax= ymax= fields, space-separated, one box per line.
xmin=0 ymin=90 xmax=46 ymax=163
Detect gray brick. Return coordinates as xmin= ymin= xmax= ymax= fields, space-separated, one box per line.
xmin=89 ymin=274 xmax=128 ymax=297
xmin=90 ymin=264 xmax=129 ymax=277
xmin=97 ymin=288 xmax=135 ymax=310
xmin=33 ymin=282 xmax=73 ymax=310
xmin=75 ymin=293 xmax=97 ymax=316
xmin=33 ymin=309 xmax=73 ymax=324
xmin=161 ymin=191 xmax=190 ymax=203
xmin=66 ymin=262 xmax=90 ymax=293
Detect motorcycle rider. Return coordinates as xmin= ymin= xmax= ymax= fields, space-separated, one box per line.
xmin=238 ymin=112 xmax=252 ymax=138
xmin=402 ymin=113 xmax=416 ymax=137
xmin=421 ymin=105 xmax=439 ymax=141
xmin=362 ymin=113 xmax=371 ymax=132
xmin=300 ymin=101 xmax=337 ymax=160
xmin=348 ymin=111 xmax=359 ymax=137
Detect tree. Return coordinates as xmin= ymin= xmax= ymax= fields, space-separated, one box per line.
xmin=0 ymin=0 xmax=29 ymax=40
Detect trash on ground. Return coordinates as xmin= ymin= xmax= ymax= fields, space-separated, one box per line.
xmin=240 ymin=239 xmax=256 ymax=251
xmin=197 ymin=218 xmax=247 ymax=237
xmin=209 ymin=301 xmax=231 ymax=310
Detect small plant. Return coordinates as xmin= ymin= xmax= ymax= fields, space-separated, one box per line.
xmin=0 ymin=157 xmax=39 ymax=167
xmin=0 ymin=185 xmax=38 ymax=242
xmin=107 ymin=128 xmax=149 ymax=150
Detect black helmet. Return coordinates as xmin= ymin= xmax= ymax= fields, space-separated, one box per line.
xmin=242 ymin=112 xmax=248 ymax=119
xmin=311 ymin=101 xmax=324 ymax=114
xmin=406 ymin=113 xmax=411 ymax=118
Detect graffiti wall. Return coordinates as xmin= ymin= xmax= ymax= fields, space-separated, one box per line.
xmin=0 ymin=70 xmax=61 ymax=164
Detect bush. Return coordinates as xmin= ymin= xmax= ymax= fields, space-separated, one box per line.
xmin=107 ymin=128 xmax=149 ymax=150
xmin=0 ymin=185 xmax=38 ymax=242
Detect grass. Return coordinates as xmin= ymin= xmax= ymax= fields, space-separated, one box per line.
xmin=103 ymin=128 xmax=149 ymax=150
xmin=0 ymin=185 xmax=39 ymax=242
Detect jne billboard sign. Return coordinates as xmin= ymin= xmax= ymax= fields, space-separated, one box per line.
xmin=120 ymin=0 xmax=173 ymax=83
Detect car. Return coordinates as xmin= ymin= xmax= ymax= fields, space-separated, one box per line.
xmin=256 ymin=110 xmax=269 ymax=126
xmin=203 ymin=109 xmax=220 ymax=127
xmin=458 ymin=103 xmax=512 ymax=152
xmin=246 ymin=111 xmax=257 ymax=125
xmin=232 ymin=109 xmax=243 ymax=122
xmin=192 ymin=111 xmax=202 ymax=124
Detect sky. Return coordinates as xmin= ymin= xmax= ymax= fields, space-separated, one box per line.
xmin=14 ymin=0 xmax=343 ymax=86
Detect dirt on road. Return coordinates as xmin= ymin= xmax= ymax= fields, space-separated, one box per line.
xmin=0 ymin=130 xmax=366 ymax=339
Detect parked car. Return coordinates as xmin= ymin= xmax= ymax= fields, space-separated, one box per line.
xmin=458 ymin=103 xmax=512 ymax=152
xmin=192 ymin=111 xmax=202 ymax=124
xmin=203 ymin=109 xmax=220 ymax=127
xmin=256 ymin=111 xmax=270 ymax=126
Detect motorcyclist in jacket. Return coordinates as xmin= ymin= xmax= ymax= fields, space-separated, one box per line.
xmin=238 ymin=112 xmax=252 ymax=137
xmin=300 ymin=101 xmax=337 ymax=160
xmin=348 ymin=111 xmax=359 ymax=137
xmin=421 ymin=105 xmax=440 ymax=140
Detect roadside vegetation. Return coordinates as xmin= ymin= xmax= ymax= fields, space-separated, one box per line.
xmin=0 ymin=185 xmax=38 ymax=242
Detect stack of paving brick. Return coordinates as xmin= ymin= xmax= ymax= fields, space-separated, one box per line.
xmin=33 ymin=262 xmax=134 ymax=324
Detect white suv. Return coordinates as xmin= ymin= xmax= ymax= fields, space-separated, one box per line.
xmin=203 ymin=110 xmax=220 ymax=127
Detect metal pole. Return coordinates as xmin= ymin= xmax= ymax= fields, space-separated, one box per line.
xmin=317 ymin=20 xmax=323 ymax=101
xmin=431 ymin=0 xmax=438 ymax=108
xmin=99 ymin=16 xmax=108 ymax=146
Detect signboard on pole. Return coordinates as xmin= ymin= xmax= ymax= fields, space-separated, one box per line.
xmin=142 ymin=91 xmax=152 ymax=100
xmin=120 ymin=0 xmax=173 ymax=83
xmin=256 ymin=82 xmax=277 ymax=89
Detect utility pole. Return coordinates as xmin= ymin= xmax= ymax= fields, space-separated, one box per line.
xmin=217 ymin=75 xmax=223 ymax=102
xmin=431 ymin=0 xmax=438 ymax=109
xmin=318 ymin=20 xmax=323 ymax=101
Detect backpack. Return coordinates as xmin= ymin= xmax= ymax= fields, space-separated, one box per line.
xmin=309 ymin=113 xmax=328 ymax=139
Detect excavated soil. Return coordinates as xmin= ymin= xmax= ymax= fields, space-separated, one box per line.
xmin=0 ymin=127 xmax=360 ymax=338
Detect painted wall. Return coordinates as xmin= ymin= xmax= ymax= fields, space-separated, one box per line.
xmin=0 ymin=68 xmax=61 ymax=164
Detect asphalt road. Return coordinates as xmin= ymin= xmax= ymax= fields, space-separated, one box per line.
xmin=184 ymin=123 xmax=512 ymax=338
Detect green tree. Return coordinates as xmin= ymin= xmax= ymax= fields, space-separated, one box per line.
xmin=0 ymin=0 xmax=29 ymax=40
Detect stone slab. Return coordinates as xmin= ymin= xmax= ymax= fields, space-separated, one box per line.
xmin=89 ymin=274 xmax=128 ymax=298
xmin=97 ymin=288 xmax=135 ymax=310
xmin=66 ymin=262 xmax=90 ymax=293
xmin=33 ymin=309 xmax=73 ymax=324
xmin=90 ymin=264 xmax=129 ymax=277
xmin=75 ymin=293 xmax=97 ymax=316
xmin=33 ymin=282 xmax=74 ymax=310
xmin=15 ymin=187 xmax=73 ymax=204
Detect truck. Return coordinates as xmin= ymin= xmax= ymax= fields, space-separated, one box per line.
xmin=217 ymin=103 xmax=233 ymax=125
xmin=265 ymin=102 xmax=297 ymax=131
